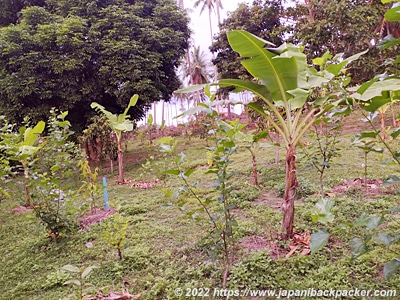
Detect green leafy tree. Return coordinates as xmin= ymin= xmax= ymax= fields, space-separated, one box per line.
xmin=0 ymin=0 xmax=190 ymax=132
xmin=287 ymin=0 xmax=398 ymax=84
xmin=210 ymin=0 xmax=284 ymax=97
xmin=216 ymin=30 xmax=366 ymax=239
xmin=0 ymin=0 xmax=45 ymax=26
xmin=91 ymin=95 xmax=138 ymax=183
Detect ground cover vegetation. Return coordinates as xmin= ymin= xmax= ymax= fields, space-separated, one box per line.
xmin=2 ymin=0 xmax=400 ymax=299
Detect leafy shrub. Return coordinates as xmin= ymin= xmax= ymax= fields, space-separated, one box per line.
xmin=230 ymin=185 xmax=261 ymax=205
xmin=276 ymin=178 xmax=317 ymax=199
xmin=119 ymin=205 xmax=148 ymax=216
xmin=42 ymin=269 xmax=70 ymax=289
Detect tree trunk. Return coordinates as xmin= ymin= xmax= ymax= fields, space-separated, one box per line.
xmin=381 ymin=111 xmax=386 ymax=140
xmin=252 ymin=153 xmax=258 ymax=186
xmin=117 ymin=139 xmax=124 ymax=183
xmin=390 ymin=105 xmax=396 ymax=127
xmin=282 ymin=144 xmax=297 ymax=239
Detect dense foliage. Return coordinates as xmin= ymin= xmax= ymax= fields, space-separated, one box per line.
xmin=286 ymin=0 xmax=399 ymax=83
xmin=210 ymin=0 xmax=284 ymax=96
xmin=211 ymin=0 xmax=399 ymax=86
xmin=0 ymin=0 xmax=190 ymax=132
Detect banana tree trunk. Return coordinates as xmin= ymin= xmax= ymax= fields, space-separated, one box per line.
xmin=116 ymin=137 xmax=124 ymax=183
xmin=282 ymin=144 xmax=297 ymax=239
xmin=251 ymin=153 xmax=258 ymax=186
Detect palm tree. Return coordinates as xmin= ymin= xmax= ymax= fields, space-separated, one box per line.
xmin=182 ymin=46 xmax=212 ymax=104
xmin=193 ymin=0 xmax=223 ymax=44
xmin=192 ymin=0 xmax=231 ymax=117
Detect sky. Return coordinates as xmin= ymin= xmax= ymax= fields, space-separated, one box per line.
xmin=188 ymin=0 xmax=295 ymax=58
xmin=143 ymin=0 xmax=293 ymax=125
xmin=188 ymin=0 xmax=248 ymax=59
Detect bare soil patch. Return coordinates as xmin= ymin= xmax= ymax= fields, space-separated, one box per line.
xmin=240 ymin=235 xmax=287 ymax=259
xmin=79 ymin=207 xmax=116 ymax=230
xmin=254 ymin=190 xmax=282 ymax=210
xmin=5 ymin=205 xmax=32 ymax=215
xmin=331 ymin=178 xmax=391 ymax=196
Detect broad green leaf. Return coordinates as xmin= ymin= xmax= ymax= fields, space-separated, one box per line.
xmin=64 ymin=279 xmax=81 ymax=286
xmin=175 ymin=84 xmax=207 ymax=94
xmin=384 ymin=259 xmax=400 ymax=279
xmin=23 ymin=121 xmax=45 ymax=146
xmin=246 ymin=102 xmax=270 ymax=118
xmin=390 ymin=127 xmax=400 ymax=138
xmin=159 ymin=120 xmax=166 ymax=130
xmin=81 ymin=266 xmax=97 ymax=279
xmin=227 ymin=30 xmax=300 ymax=102
xmin=366 ymin=215 xmax=384 ymax=230
xmin=184 ymin=169 xmax=195 ymax=178
xmin=385 ymin=5 xmax=400 ymax=21
xmin=288 ymin=88 xmax=309 ymax=110
xmin=354 ymin=78 xmax=379 ymax=95
xmin=353 ymin=213 xmax=372 ymax=227
xmin=312 ymin=57 xmax=325 ymax=66
xmin=113 ymin=122 xmax=134 ymax=132
xmin=163 ymin=169 xmax=180 ymax=176
xmin=355 ymin=78 xmax=400 ymax=101
xmin=176 ymin=104 xmax=212 ymax=118
xmin=379 ymin=34 xmax=400 ymax=50
xmin=253 ymin=130 xmax=268 ymax=142
xmin=350 ymin=238 xmax=368 ymax=258
xmin=308 ymin=75 xmax=330 ymax=88
xmin=62 ymin=264 xmax=80 ymax=273
xmin=374 ymin=233 xmax=400 ymax=246
xmin=216 ymin=79 xmax=271 ymax=101
xmin=364 ymin=96 xmax=392 ymax=112
xmin=310 ymin=230 xmax=330 ymax=254
xmin=355 ymin=131 xmax=380 ymax=139
xmin=326 ymin=50 xmax=368 ymax=76
xmin=383 ymin=175 xmax=400 ymax=186
xmin=344 ymin=50 xmax=369 ymax=64
xmin=311 ymin=199 xmax=335 ymax=224
xmin=382 ymin=0 xmax=400 ymax=4
xmin=122 ymin=94 xmax=138 ymax=117
xmin=90 ymin=103 xmax=118 ymax=124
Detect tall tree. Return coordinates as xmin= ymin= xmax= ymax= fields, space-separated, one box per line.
xmin=286 ymin=0 xmax=397 ymax=83
xmin=0 ymin=0 xmax=190 ymax=133
xmin=193 ymin=0 xmax=223 ymax=44
xmin=182 ymin=46 xmax=212 ymax=104
xmin=210 ymin=0 xmax=284 ymax=96
xmin=0 ymin=0 xmax=45 ymax=26
xmin=183 ymin=46 xmax=212 ymax=86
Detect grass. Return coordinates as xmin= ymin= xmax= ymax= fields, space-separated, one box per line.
xmin=1 ymin=125 xmax=400 ymax=299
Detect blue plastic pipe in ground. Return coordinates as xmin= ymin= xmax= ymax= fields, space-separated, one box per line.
xmin=103 ymin=177 xmax=109 ymax=211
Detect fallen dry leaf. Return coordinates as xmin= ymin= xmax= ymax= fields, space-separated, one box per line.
xmin=131 ymin=179 xmax=161 ymax=189
xmin=286 ymin=231 xmax=311 ymax=258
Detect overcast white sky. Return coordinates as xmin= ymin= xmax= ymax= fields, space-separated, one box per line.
xmin=188 ymin=0 xmax=249 ymax=57
xmin=187 ymin=0 xmax=295 ymax=58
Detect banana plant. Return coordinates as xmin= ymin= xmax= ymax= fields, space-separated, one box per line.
xmin=6 ymin=120 xmax=46 ymax=206
xmin=214 ymin=30 xmax=366 ymax=239
xmin=91 ymin=95 xmax=138 ymax=183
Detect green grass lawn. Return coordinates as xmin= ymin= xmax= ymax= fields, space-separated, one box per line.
xmin=1 ymin=128 xmax=400 ymax=299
